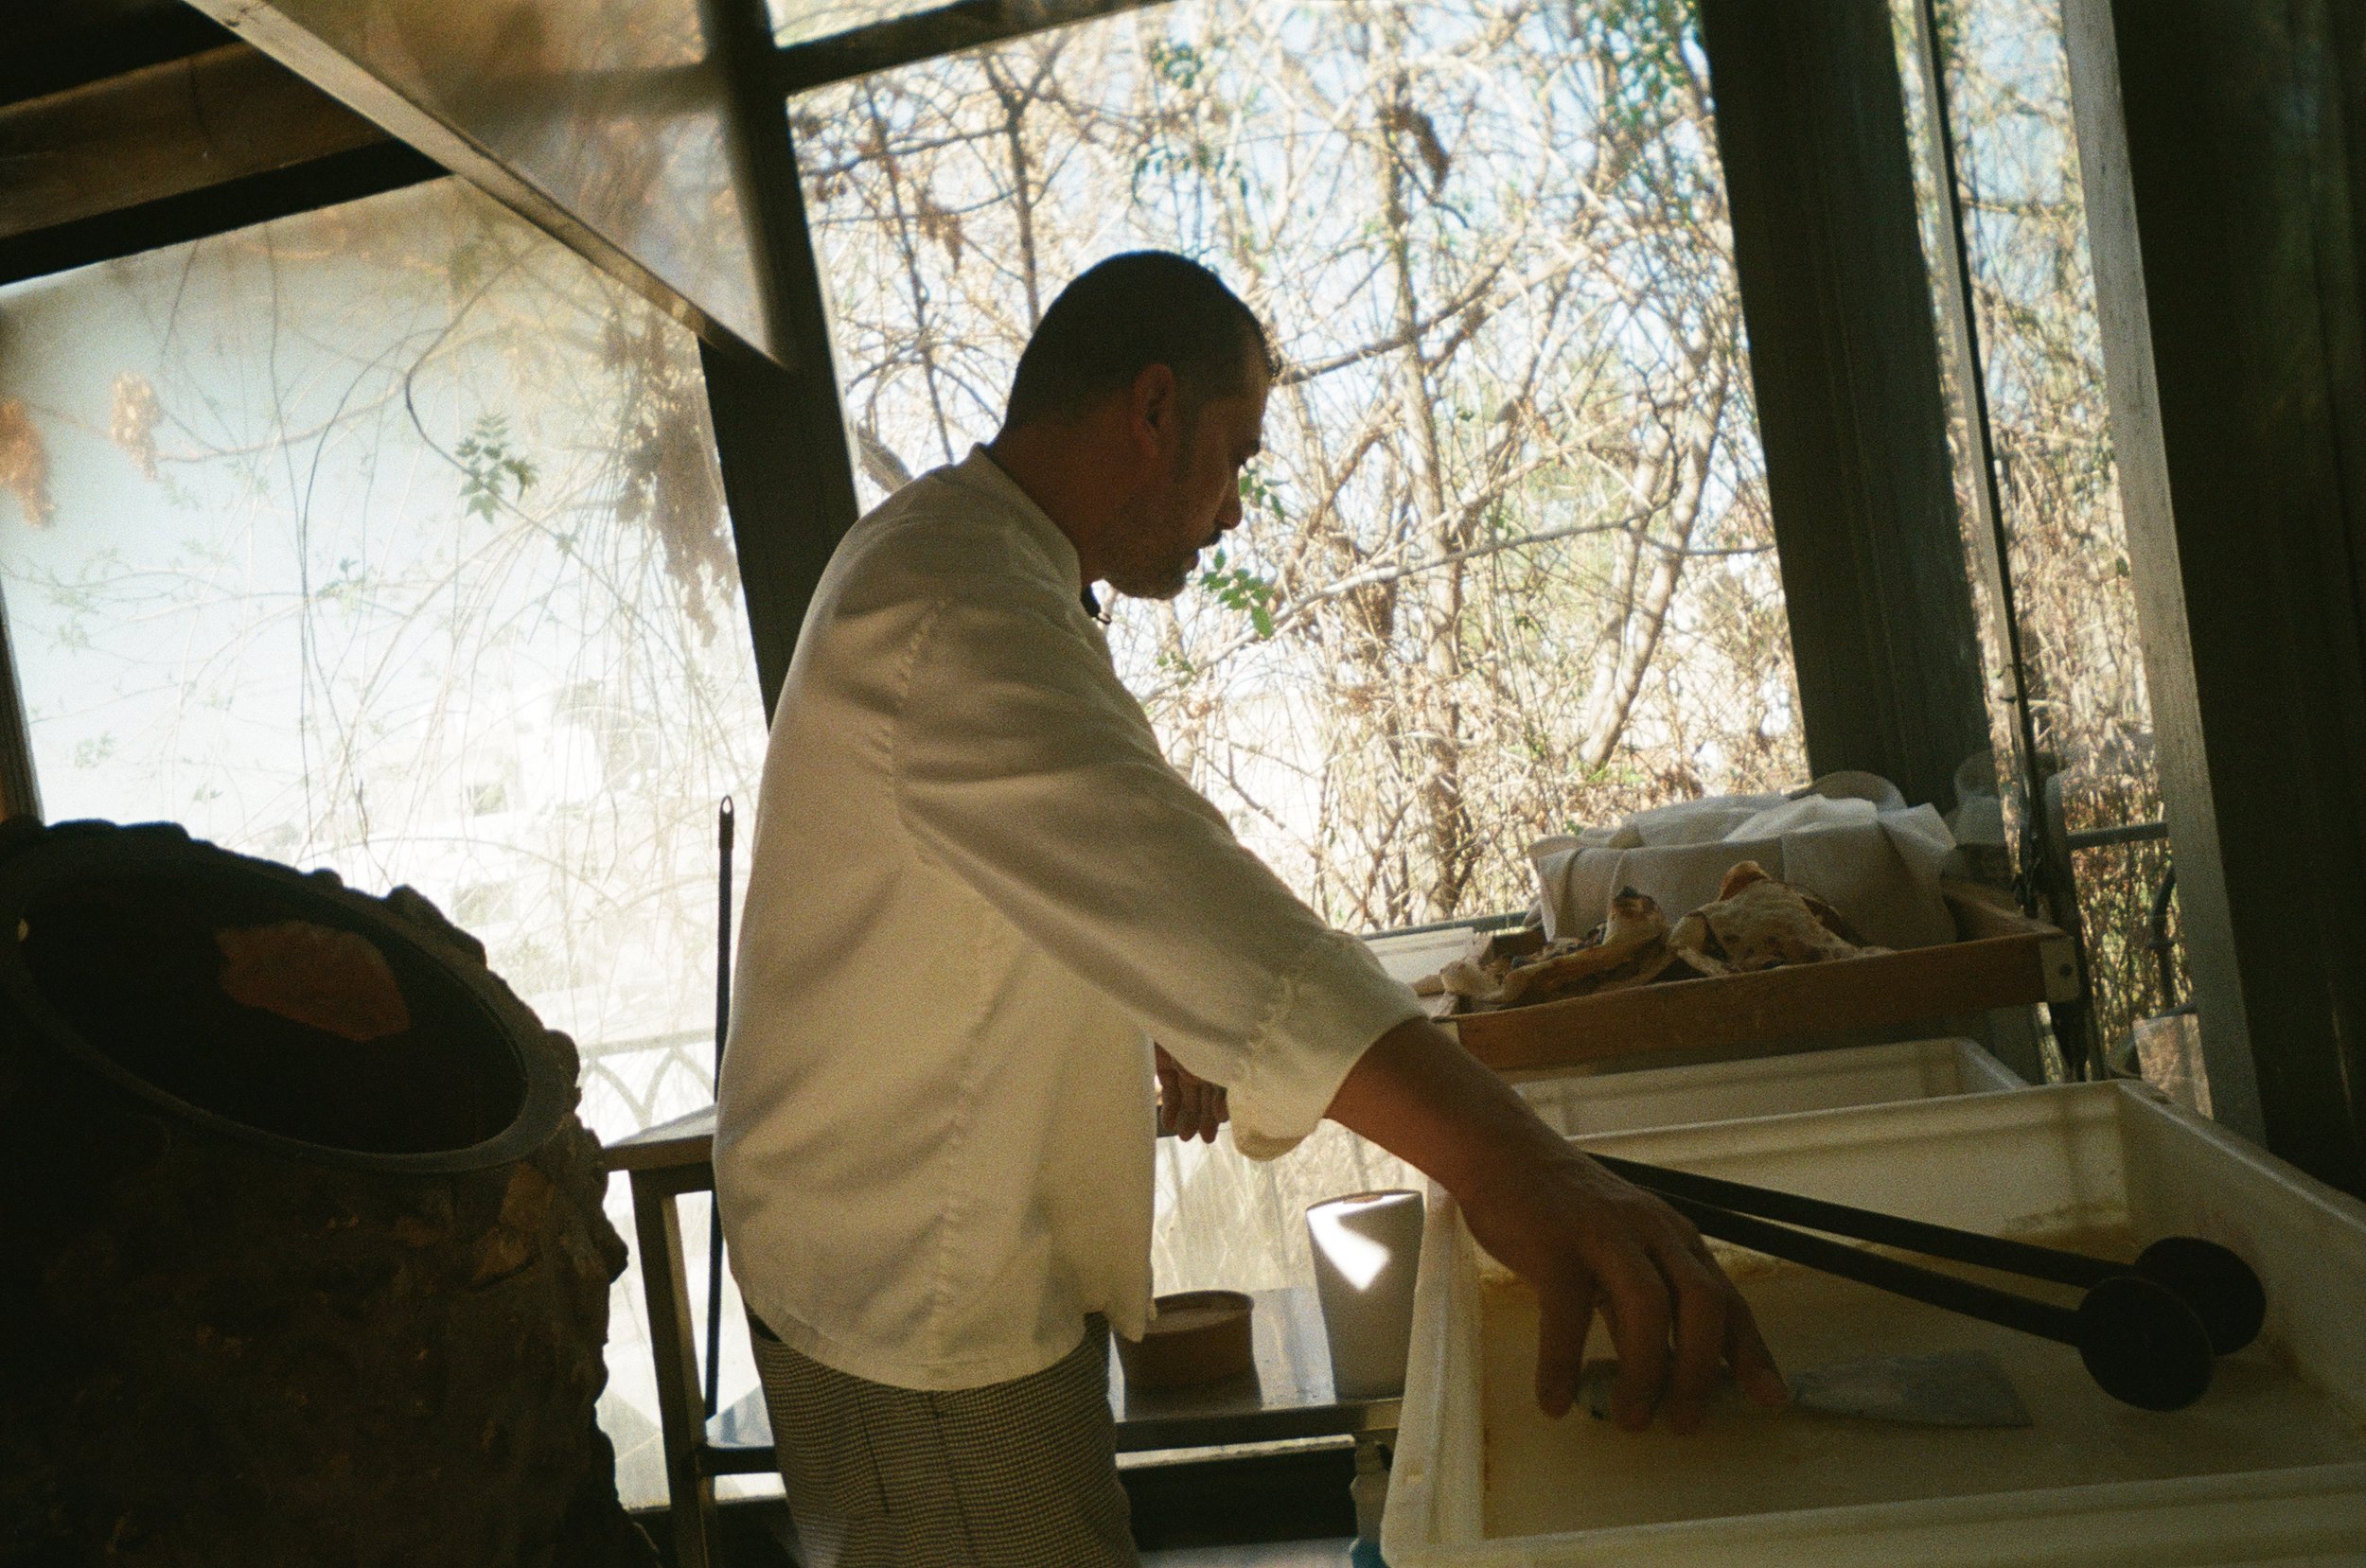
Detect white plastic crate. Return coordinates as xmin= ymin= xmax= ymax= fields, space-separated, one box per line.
xmin=1385 ymin=1083 xmax=2366 ymax=1567
xmin=1512 ymin=1036 xmax=2021 ymax=1136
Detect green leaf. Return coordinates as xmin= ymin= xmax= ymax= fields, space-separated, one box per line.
xmin=455 ymin=412 xmax=537 ymax=520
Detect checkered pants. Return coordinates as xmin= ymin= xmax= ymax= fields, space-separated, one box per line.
xmin=750 ymin=1316 xmax=1139 ymax=1568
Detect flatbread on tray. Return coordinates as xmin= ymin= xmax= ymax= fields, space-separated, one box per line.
xmin=1667 ymin=860 xmax=1886 ymax=976
xmin=1424 ymin=889 xmax=1691 ymax=1010
xmin=1417 ymin=862 xmax=1885 ymax=1013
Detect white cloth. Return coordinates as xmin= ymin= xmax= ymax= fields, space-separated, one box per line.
xmin=715 ymin=448 xmax=1422 ymax=1392
xmin=1528 ymin=772 xmax=1958 ymax=950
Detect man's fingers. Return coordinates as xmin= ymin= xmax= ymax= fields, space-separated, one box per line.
xmin=1155 ymin=1048 xmax=1230 ymax=1143
xmin=1156 ymin=1061 xmax=1180 ymax=1135
xmin=1595 ymin=1250 xmax=1671 ymax=1432
xmin=1723 ymin=1286 xmax=1788 ymax=1408
xmin=1532 ymin=1276 xmax=1596 ymax=1418
xmin=1655 ymin=1242 xmax=1731 ymax=1436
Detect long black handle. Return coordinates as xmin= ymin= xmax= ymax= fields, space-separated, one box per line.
xmin=1656 ymin=1192 xmax=2082 ymax=1345
xmin=1589 ymin=1150 xmax=2265 ymax=1355
xmin=1655 ymin=1190 xmax=2218 ymax=1411
xmin=703 ymin=796 xmax=735 ymax=1420
xmin=1590 ymin=1151 xmax=2120 ymax=1290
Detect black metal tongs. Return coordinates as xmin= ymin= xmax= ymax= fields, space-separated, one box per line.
xmin=1586 ymin=1151 xmax=2267 ymax=1412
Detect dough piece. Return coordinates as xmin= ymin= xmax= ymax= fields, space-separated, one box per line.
xmin=1667 ymin=911 xmax=1734 ymax=975
xmin=1716 ymin=860 xmax=1773 ymax=900
xmin=1421 ymin=891 xmax=1693 ymax=1009
xmin=1669 ymin=863 xmax=1885 ymax=974
xmin=1518 ymin=937 xmax=1680 ymax=1005
xmin=216 ymin=920 xmax=411 ymax=1042
xmin=1712 ymin=859 xmax=1870 ymax=944
xmin=1427 ymin=925 xmax=1547 ymax=1002
xmin=1493 ymin=890 xmax=1671 ymax=1006
xmin=1437 ymin=955 xmax=1508 ymax=1000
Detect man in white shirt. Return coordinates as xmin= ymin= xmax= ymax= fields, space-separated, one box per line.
xmin=716 ymin=253 xmax=1785 ymax=1567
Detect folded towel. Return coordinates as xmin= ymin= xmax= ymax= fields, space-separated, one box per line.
xmin=1528 ymin=772 xmax=1957 ymax=950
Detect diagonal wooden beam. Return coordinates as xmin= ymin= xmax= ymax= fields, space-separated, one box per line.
xmin=770 ymin=0 xmax=1173 ymax=97
xmin=0 ymin=44 xmax=386 ymax=245
xmin=185 ymin=0 xmax=779 ymax=361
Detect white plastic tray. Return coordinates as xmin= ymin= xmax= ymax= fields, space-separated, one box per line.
xmin=1512 ymin=1036 xmax=2021 ymax=1136
xmin=1385 ymin=1083 xmax=2366 ymax=1566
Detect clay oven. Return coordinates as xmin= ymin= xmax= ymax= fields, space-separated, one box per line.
xmin=0 ymin=820 xmax=652 ymax=1566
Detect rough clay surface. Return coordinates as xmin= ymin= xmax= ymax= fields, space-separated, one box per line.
xmin=0 ymin=822 xmax=656 ymax=1567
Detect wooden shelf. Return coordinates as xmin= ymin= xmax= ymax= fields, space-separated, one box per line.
xmin=1445 ymin=883 xmax=2077 ymax=1074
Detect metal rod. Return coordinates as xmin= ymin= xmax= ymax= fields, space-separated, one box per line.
xmin=2063 ymin=819 xmax=2169 ymax=851
xmin=1907 ymin=0 xmax=2048 ymax=802
xmin=1648 ymin=1187 xmax=2223 ymax=1411
xmin=771 ymin=0 xmax=1174 ymax=96
xmin=702 ymin=795 xmax=735 ymax=1419
xmin=1656 ymin=1192 xmax=2081 ymax=1345
xmin=2147 ymin=865 xmax=2181 ymax=1008
xmin=1358 ymin=908 xmax=1530 ymax=942
xmin=1601 ymin=1151 xmax=2265 ymax=1367
xmin=1594 ymin=1152 xmax=2128 ymax=1293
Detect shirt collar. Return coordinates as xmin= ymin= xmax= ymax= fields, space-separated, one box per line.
xmin=950 ymin=446 xmax=1090 ymax=607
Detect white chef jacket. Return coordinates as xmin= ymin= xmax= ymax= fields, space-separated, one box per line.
xmin=715 ymin=447 xmax=1425 ymax=1392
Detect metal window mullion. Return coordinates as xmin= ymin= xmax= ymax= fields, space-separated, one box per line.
xmin=1904 ymin=3 xmax=2051 ymax=841
xmin=1905 ymin=0 xmax=2093 ymax=1076
xmin=698 ymin=0 xmax=864 ymax=717
xmin=770 ymin=0 xmax=1175 ymax=97
xmin=0 ymin=590 xmax=42 ymax=822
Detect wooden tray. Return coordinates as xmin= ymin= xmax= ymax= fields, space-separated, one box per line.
xmin=1442 ymin=884 xmax=2077 ymax=1074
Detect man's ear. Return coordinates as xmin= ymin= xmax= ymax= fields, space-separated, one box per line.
xmin=1126 ymin=362 xmax=1180 ymax=454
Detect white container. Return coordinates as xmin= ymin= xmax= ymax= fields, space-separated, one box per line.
xmin=1514 ymin=1036 xmax=2021 ymax=1136
xmin=1385 ymin=1083 xmax=2366 ymax=1567
xmin=1306 ymin=1189 xmax=1426 ymax=1400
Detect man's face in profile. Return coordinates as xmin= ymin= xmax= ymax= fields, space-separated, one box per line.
xmin=1104 ymin=352 xmax=1270 ymax=601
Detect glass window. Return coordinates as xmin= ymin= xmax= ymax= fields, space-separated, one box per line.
xmin=1891 ymin=1 xmax=2189 ymax=1094
xmin=793 ymin=0 xmax=1801 ymax=1292
xmin=770 ymin=0 xmax=945 ymax=48
xmin=0 ymin=179 xmax=768 ymax=1506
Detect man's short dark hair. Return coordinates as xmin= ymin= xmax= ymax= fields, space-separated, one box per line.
xmin=1003 ymin=252 xmax=1274 ymax=429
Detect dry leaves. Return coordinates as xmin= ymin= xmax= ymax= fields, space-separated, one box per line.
xmin=0 ymin=398 xmax=54 ymax=527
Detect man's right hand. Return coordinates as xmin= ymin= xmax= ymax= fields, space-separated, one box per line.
xmin=1454 ymin=1134 xmax=1786 ymax=1431
xmin=1324 ymin=1016 xmax=1787 ymax=1433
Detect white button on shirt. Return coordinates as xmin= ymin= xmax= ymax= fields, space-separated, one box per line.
xmin=715 ymin=448 xmax=1425 ymax=1392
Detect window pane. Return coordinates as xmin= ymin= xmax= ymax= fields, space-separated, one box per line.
xmin=1893 ymin=1 xmax=2188 ymax=1093
xmin=794 ymin=0 xmax=1801 ymax=1292
xmin=0 ymin=179 xmax=768 ymax=1506
xmin=770 ymin=0 xmax=945 ymax=47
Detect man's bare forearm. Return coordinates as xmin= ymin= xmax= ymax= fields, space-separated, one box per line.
xmin=1324 ymin=1014 xmax=1578 ymax=1203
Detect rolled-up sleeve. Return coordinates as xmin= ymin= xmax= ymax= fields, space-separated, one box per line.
xmin=892 ymin=580 xmax=1423 ymax=1157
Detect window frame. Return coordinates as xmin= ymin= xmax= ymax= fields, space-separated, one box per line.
xmin=0 ymin=0 xmax=1992 ymax=830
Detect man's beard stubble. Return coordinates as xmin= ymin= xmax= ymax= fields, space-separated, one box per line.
xmin=1100 ymin=431 xmax=1205 ymax=602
